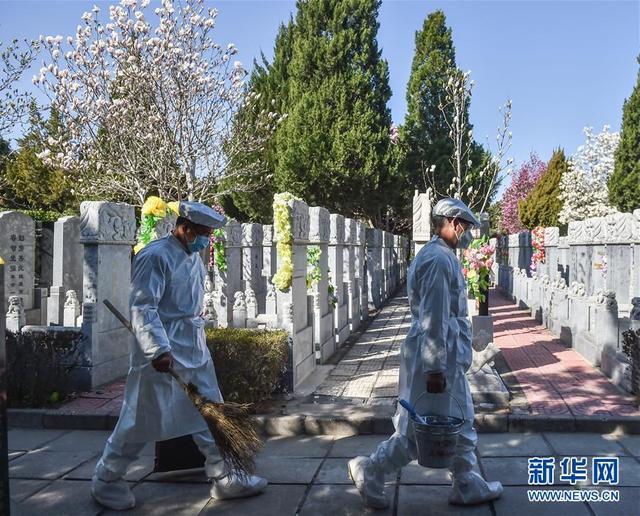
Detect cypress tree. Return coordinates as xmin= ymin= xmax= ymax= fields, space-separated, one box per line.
xmin=223 ymin=19 xmax=295 ymax=223
xmin=401 ymin=9 xmax=455 ymax=196
xmin=519 ymin=149 xmax=568 ymax=228
xmin=274 ymin=0 xmax=393 ymax=225
xmin=609 ymin=57 xmax=640 ymax=212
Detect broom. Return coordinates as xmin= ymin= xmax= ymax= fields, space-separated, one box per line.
xmin=103 ymin=299 xmax=263 ymax=475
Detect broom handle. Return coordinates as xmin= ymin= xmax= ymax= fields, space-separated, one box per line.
xmin=102 ymin=299 xmax=189 ymax=389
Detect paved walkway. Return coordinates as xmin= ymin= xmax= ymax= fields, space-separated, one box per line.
xmin=8 ymin=428 xmax=640 ymax=515
xmin=313 ymin=294 xmax=408 ymax=403
xmin=490 ymin=289 xmax=640 ymax=418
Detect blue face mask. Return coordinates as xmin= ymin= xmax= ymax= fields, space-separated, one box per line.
xmin=457 ymin=229 xmax=474 ymax=249
xmin=187 ymin=234 xmax=210 ymax=253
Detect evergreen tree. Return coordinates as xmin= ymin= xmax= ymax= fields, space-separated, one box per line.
xmin=398 ymin=10 xmax=485 ymax=215
xmin=222 ymin=19 xmax=295 ymax=223
xmin=274 ymin=0 xmax=394 ymax=225
xmin=519 ymin=149 xmax=568 ymax=229
xmin=401 ymin=9 xmax=455 ymax=196
xmin=4 ymin=106 xmax=77 ymax=212
xmin=0 ymin=138 xmax=11 ymax=206
xmin=609 ymin=57 xmax=640 ymax=212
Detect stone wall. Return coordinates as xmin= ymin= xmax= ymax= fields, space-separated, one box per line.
xmin=495 ymin=209 xmax=640 ymax=394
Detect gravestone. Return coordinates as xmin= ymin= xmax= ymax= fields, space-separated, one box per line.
xmin=241 ymin=224 xmax=265 ymax=313
xmin=344 ymin=218 xmax=360 ymax=332
xmin=308 ymin=207 xmax=333 ymax=363
xmin=79 ymin=201 xmax=137 ymax=389
xmin=0 ymin=262 xmax=8 ymax=515
xmin=356 ymin=222 xmax=368 ymax=323
xmin=412 ymin=190 xmax=432 ymax=255
xmin=214 ymin=220 xmax=242 ymax=327
xmin=329 ymin=214 xmax=349 ymax=345
xmin=366 ymin=228 xmax=383 ymax=309
xmin=0 ymin=211 xmax=35 ymax=312
xmin=275 ymin=198 xmax=314 ymax=387
xmin=48 ymin=216 xmax=83 ymax=326
xmin=35 ymin=221 xmax=54 ymax=288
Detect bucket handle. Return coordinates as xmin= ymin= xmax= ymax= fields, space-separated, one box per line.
xmin=401 ymin=391 xmax=465 ymax=423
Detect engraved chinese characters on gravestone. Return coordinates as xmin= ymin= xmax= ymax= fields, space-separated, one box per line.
xmin=0 ymin=211 xmax=36 ymax=311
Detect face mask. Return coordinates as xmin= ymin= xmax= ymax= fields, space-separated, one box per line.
xmin=457 ymin=229 xmax=474 ymax=249
xmin=453 ymin=221 xmax=474 ymax=249
xmin=187 ymin=233 xmax=210 ymax=253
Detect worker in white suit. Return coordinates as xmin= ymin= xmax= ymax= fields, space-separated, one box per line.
xmin=348 ymin=198 xmax=503 ymax=508
xmin=91 ymin=201 xmax=267 ymax=511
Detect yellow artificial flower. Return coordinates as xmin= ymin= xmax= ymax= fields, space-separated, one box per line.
xmin=0 ymin=256 xmax=4 ymax=265
xmin=133 ymin=242 xmax=145 ymax=255
xmin=142 ymin=196 xmax=167 ymax=218
xmin=167 ymin=201 xmax=180 ymax=216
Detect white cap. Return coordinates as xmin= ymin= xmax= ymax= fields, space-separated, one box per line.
xmin=432 ymin=198 xmax=480 ymax=227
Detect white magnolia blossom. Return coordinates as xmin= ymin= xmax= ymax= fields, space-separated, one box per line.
xmin=558 ymin=126 xmax=620 ymax=224
xmin=35 ymin=0 xmax=281 ymax=205
xmin=1 ymin=38 xmax=39 ymax=135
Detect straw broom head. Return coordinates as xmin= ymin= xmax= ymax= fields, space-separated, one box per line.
xmin=184 ymin=381 xmax=263 ymax=475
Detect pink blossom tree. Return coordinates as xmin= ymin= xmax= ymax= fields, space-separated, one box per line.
xmin=499 ymin=153 xmax=546 ymax=234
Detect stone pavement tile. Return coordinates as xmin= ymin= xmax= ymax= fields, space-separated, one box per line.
xmin=253 ymin=457 xmax=322 ymax=484
xmin=554 ymin=456 xmax=640 ymax=487
xmin=14 ymin=479 xmax=101 ymax=516
xmin=65 ymin=454 xmax=154 ymax=482
xmin=105 ymin=481 xmax=210 ymax=515
xmin=315 ymin=458 xmax=353 ymax=484
xmin=397 ymin=485 xmax=491 ymax=515
xmin=260 ymin=436 xmax=334 ymax=458
xmin=59 ymin=396 xmax=112 ymax=413
xmin=9 ymin=478 xmax=50 ymax=502
xmin=8 ymin=428 xmax=68 ymax=451
xmin=615 ymin=435 xmax=640 ymax=457
xmin=10 ymin=449 xmax=96 ymax=480
xmin=300 ymin=484 xmax=393 ymax=516
xmin=493 ymin=487 xmax=591 ymax=516
xmin=544 ymin=433 xmax=626 ymax=457
xmin=585 ymin=487 xmax=640 ymax=516
xmin=330 ymin=435 xmax=384 ymax=457
xmin=41 ymin=429 xmax=112 ymax=452
xmin=9 ymin=451 xmax=26 ymax=461
xmin=476 ymin=433 xmax=553 ymax=457
xmin=201 ymin=484 xmax=306 ymax=515
xmin=400 ymin=461 xmax=452 ymax=485
xmin=480 ymin=457 xmax=534 ymax=486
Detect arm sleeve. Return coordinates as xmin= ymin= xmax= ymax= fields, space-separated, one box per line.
xmin=418 ymin=257 xmax=452 ymax=374
xmin=129 ymin=251 xmax=172 ymax=361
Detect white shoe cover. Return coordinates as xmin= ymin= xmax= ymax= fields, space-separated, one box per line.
xmin=211 ymin=472 xmax=268 ymax=500
xmin=449 ymin=470 xmax=503 ymax=505
xmin=91 ymin=475 xmax=136 ymax=511
xmin=348 ymin=456 xmax=389 ymax=509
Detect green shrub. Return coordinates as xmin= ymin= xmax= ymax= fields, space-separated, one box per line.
xmin=205 ymin=328 xmax=289 ymax=404
xmin=6 ymin=328 xmax=82 ymax=407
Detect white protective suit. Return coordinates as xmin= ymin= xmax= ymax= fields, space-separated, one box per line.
xmin=94 ymin=234 xmax=225 ymax=496
xmin=352 ymin=234 xmax=501 ymax=506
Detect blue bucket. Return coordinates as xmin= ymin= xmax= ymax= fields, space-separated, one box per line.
xmin=400 ymin=391 xmax=465 ymax=469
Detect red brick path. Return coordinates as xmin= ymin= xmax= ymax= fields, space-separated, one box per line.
xmin=490 ymin=288 xmax=639 ymax=417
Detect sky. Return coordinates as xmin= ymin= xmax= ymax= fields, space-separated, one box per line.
xmin=1 ymin=0 xmax=639 ymax=191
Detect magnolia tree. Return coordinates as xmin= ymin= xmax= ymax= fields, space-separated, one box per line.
xmin=558 ymin=126 xmax=620 ymax=224
xmin=1 ymin=38 xmax=39 ymax=135
xmin=34 ymin=0 xmax=280 ymax=205
xmin=500 ymin=153 xmax=546 ymax=234
xmin=424 ymin=67 xmax=513 ymax=213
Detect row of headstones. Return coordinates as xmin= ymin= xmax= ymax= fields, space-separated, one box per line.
xmin=492 ymin=209 xmax=640 ymax=394
xmin=493 ymin=210 xmax=640 ymax=309
xmin=1 ymin=201 xmax=408 ymax=390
